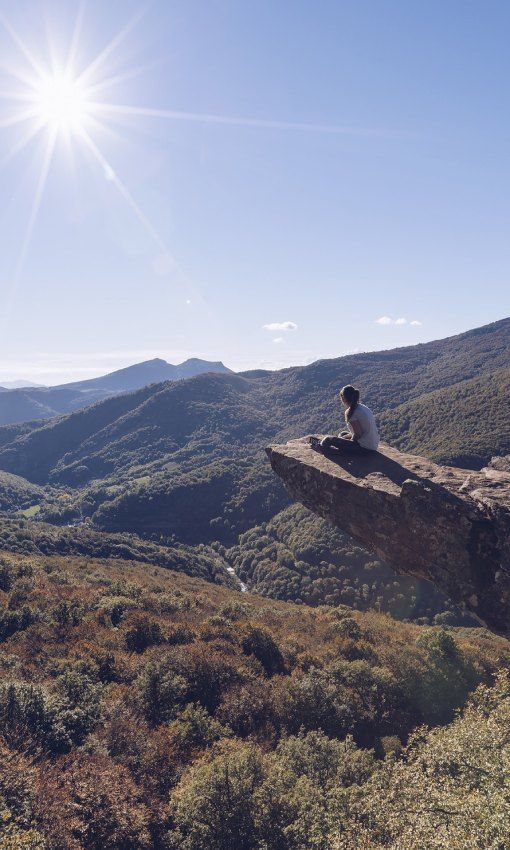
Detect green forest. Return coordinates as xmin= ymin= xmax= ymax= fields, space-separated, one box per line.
xmin=0 ymin=319 xmax=508 ymax=848
xmin=0 ymin=549 xmax=508 ymax=849
xmin=0 ymin=318 xmax=508 ymax=624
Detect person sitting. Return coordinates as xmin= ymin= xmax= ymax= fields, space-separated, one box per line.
xmin=313 ymin=385 xmax=379 ymax=454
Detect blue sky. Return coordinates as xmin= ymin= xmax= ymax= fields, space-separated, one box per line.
xmin=0 ymin=0 xmax=509 ymax=384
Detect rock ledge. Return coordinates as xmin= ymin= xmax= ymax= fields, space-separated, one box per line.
xmin=266 ymin=438 xmax=510 ymax=632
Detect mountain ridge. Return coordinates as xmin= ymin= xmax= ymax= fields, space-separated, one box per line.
xmin=0 ymin=317 xmax=507 ymax=540
xmin=0 ymin=317 xmax=507 ymax=628
xmin=0 ymin=356 xmax=232 ymax=426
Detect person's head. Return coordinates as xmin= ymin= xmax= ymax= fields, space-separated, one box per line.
xmin=340 ymin=385 xmax=360 ymax=420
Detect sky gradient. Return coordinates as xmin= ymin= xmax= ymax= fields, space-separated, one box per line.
xmin=0 ymin=0 xmax=509 ymax=384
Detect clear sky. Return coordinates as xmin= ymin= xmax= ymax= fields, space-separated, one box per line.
xmin=0 ymin=0 xmax=509 ymax=384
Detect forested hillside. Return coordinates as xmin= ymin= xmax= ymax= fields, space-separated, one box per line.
xmin=0 ymin=517 xmax=234 ymax=585
xmin=0 ymin=318 xmax=507 ymax=619
xmin=379 ymin=365 xmax=510 ymax=467
xmin=0 ymin=322 xmax=507 ymax=847
xmin=0 ymin=471 xmax=43 ymax=512
xmin=225 ymin=505 xmax=475 ymax=625
xmin=0 ymin=547 xmax=508 ymax=849
xmin=0 ymin=358 xmax=231 ymax=427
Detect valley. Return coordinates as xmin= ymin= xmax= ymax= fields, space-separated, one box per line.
xmin=0 ymin=547 xmax=508 ymax=849
xmin=0 ymin=317 xmax=508 ymax=626
xmin=0 ymin=318 xmax=508 ymax=849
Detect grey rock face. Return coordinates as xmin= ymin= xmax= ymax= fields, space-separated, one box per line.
xmin=266 ymin=438 xmax=510 ymax=632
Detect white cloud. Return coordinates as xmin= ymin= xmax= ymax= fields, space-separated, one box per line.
xmin=273 ymin=337 xmax=283 ymax=344
xmin=262 ymin=321 xmax=298 ymax=332
xmin=376 ymin=316 xmax=422 ymax=327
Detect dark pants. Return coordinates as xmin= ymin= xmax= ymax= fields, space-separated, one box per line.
xmin=320 ymin=435 xmax=370 ymax=454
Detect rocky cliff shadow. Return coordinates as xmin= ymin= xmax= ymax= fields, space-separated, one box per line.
xmin=312 ymin=445 xmax=426 ymax=488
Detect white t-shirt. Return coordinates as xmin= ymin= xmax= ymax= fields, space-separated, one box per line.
xmin=347 ymin=403 xmax=379 ymax=450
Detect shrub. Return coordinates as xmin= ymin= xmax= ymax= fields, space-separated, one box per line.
xmin=333 ymin=672 xmax=510 ymax=850
xmin=136 ymin=659 xmax=187 ymax=725
xmin=125 ymin=617 xmax=164 ymax=654
xmin=38 ymin=754 xmax=152 ymax=850
xmin=98 ymin=595 xmax=138 ymax=626
xmin=216 ymin=680 xmax=276 ymax=738
xmin=0 ymin=682 xmax=71 ymax=753
xmin=167 ymin=626 xmax=195 ymax=646
xmin=0 ymin=607 xmax=35 ymax=643
xmin=171 ymin=741 xmax=267 ymax=850
xmin=0 ymin=559 xmax=13 ymax=592
xmin=275 ymin=668 xmax=354 ymax=739
xmin=169 ymin=703 xmax=229 ymax=754
xmin=241 ymin=627 xmax=285 ymax=677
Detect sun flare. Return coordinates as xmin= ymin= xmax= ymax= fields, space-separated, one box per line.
xmin=32 ymin=72 xmax=89 ymax=133
xmin=0 ymin=3 xmax=349 ymax=318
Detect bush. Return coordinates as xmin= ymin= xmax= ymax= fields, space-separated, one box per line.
xmin=0 ymin=682 xmax=72 ymax=753
xmin=276 ymin=668 xmax=354 ymax=739
xmin=333 ymin=672 xmax=510 ymax=850
xmin=125 ymin=617 xmax=164 ymax=654
xmin=216 ymin=680 xmax=276 ymax=738
xmin=241 ymin=627 xmax=285 ymax=677
xmin=0 ymin=607 xmax=35 ymax=643
xmin=0 ymin=559 xmax=13 ymax=592
xmin=136 ymin=659 xmax=187 ymax=725
xmin=171 ymin=741 xmax=267 ymax=850
xmin=169 ymin=703 xmax=229 ymax=754
xmin=98 ymin=595 xmax=138 ymax=626
xmin=39 ymin=754 xmax=152 ymax=850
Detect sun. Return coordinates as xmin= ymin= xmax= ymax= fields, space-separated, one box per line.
xmin=0 ymin=2 xmax=348 ymax=320
xmin=32 ymin=71 xmax=89 ymax=133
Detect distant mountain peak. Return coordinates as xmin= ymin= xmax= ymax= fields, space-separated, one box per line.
xmin=0 ymin=380 xmax=46 ymax=389
xmin=0 ymin=357 xmax=234 ymax=426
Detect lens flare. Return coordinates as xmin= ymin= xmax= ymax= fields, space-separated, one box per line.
xmin=0 ymin=3 xmax=372 ymax=324
xmin=33 ymin=72 xmax=89 ymax=132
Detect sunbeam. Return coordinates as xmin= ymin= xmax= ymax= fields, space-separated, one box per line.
xmin=0 ymin=1 xmax=385 ymax=321
xmin=89 ymin=101 xmax=382 ymax=136
xmin=76 ymin=6 xmax=148 ymax=87
xmin=1 ymin=127 xmax=57 ymax=330
xmin=0 ymin=119 xmax=45 ymax=171
xmin=79 ymin=125 xmax=170 ymax=257
xmin=0 ymin=10 xmax=45 ymax=79
xmin=83 ymin=59 xmax=165 ymax=99
xmin=0 ymin=108 xmax=39 ymax=129
xmin=66 ymin=1 xmax=86 ymax=76
xmin=0 ymin=89 xmax=39 ymax=102
xmin=14 ymin=127 xmax=57 ymax=280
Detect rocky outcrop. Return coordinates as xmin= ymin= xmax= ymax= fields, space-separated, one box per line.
xmin=266 ymin=438 xmax=510 ymax=632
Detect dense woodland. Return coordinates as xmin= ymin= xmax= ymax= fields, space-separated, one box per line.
xmin=226 ymin=505 xmax=475 ymax=625
xmin=0 ymin=549 xmax=509 ymax=849
xmin=0 ymin=320 xmax=509 ymax=846
xmin=0 ymin=518 xmax=235 ymax=586
xmin=0 ymin=318 xmax=508 ymax=621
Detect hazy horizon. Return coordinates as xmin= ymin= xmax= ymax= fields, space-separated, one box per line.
xmin=1 ymin=1 xmax=509 ymax=385
xmin=0 ymin=313 xmax=507 ymax=386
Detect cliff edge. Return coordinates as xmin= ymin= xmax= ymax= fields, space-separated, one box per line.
xmin=266 ymin=438 xmax=510 ymax=632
